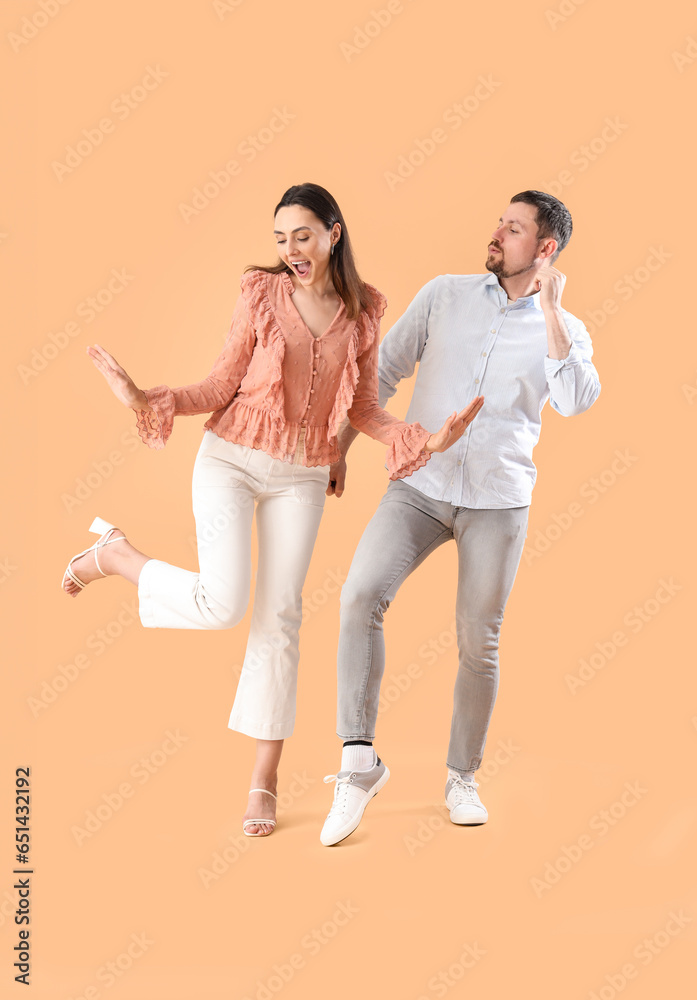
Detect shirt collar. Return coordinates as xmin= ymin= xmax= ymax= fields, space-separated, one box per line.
xmin=483 ymin=272 xmax=541 ymax=310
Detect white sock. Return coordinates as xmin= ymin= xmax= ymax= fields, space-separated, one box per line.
xmin=448 ymin=769 xmax=475 ymax=785
xmin=341 ymin=744 xmax=376 ymax=771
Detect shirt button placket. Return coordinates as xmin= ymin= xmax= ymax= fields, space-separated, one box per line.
xmin=304 ymin=340 xmax=321 ymax=426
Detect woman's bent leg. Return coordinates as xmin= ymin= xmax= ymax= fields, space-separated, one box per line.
xmin=138 ymin=433 xmax=255 ymax=630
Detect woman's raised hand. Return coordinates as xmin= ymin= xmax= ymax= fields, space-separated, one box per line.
xmin=86 ymin=344 xmax=151 ymax=411
xmin=425 ymin=396 xmax=484 ymax=453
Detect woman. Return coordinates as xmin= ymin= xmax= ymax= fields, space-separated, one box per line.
xmin=61 ymin=182 xmax=483 ymax=837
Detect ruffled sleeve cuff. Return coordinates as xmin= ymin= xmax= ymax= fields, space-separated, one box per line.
xmin=386 ymin=422 xmax=432 ymax=481
xmin=134 ymin=385 xmax=176 ymax=449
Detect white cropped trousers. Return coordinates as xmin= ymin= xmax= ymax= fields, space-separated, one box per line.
xmin=137 ymin=429 xmax=329 ymax=739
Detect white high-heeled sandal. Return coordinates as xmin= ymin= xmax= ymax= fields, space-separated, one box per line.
xmin=242 ymin=789 xmax=278 ymax=836
xmin=62 ymin=517 xmax=124 ymax=592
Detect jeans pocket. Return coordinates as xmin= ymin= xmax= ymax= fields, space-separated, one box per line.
xmin=291 ymin=465 xmax=330 ymax=507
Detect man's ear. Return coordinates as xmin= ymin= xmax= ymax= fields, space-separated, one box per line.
xmin=538 ymin=237 xmax=558 ymax=261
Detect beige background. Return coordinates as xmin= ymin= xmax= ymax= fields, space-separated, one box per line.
xmin=3 ymin=0 xmax=696 ymax=996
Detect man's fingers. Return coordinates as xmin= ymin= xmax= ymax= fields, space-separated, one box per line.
xmin=326 ymin=463 xmax=346 ymax=497
xmin=327 ymin=477 xmax=345 ymax=498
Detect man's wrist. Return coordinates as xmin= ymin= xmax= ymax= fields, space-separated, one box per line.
xmin=542 ymin=304 xmax=564 ymax=320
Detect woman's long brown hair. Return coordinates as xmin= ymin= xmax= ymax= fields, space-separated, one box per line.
xmin=245 ymin=182 xmax=372 ymax=321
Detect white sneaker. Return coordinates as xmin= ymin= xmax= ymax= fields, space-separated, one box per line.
xmin=320 ymin=758 xmax=390 ymax=846
xmin=445 ymin=772 xmax=488 ymax=825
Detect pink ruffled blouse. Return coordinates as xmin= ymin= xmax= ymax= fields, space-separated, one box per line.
xmin=134 ymin=269 xmax=433 ymax=480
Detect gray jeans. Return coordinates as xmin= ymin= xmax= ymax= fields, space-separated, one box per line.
xmin=336 ymin=479 xmax=528 ymax=775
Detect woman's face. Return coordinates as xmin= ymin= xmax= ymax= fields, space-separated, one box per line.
xmin=274 ymin=205 xmax=341 ymax=287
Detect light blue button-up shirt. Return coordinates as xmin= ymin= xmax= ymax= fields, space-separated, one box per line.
xmin=378 ymin=272 xmax=601 ymax=508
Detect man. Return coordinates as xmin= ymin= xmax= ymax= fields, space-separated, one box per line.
xmin=320 ymin=190 xmax=601 ymax=846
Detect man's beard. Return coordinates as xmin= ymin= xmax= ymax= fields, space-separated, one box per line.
xmin=485 ymin=250 xmax=537 ymax=279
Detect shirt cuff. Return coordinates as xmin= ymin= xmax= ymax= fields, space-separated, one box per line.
xmin=386 ymin=422 xmax=432 ymax=481
xmin=544 ymin=343 xmax=581 ymax=375
xmin=134 ymin=385 xmax=176 ymax=449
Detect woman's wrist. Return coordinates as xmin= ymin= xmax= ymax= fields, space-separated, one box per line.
xmin=131 ymin=389 xmax=152 ymax=411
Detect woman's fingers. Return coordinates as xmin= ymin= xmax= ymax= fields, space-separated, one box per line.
xmin=88 ymin=344 xmax=128 ymax=377
xmin=458 ymin=396 xmax=484 ymax=424
xmin=432 ymin=399 xmax=485 ymax=452
xmin=85 ymin=343 xmax=141 ymax=408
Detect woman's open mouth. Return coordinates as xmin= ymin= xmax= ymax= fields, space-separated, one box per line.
xmin=290 ymin=260 xmax=311 ymax=277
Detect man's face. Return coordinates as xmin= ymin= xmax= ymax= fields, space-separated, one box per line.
xmin=485 ymin=202 xmax=549 ymax=279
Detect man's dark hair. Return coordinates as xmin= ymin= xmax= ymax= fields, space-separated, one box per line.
xmin=510 ymin=190 xmax=573 ymax=262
